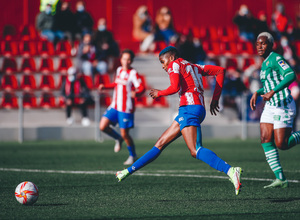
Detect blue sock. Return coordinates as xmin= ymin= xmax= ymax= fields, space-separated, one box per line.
xmin=196 ymin=147 xmax=231 ymax=174
xmin=127 ymin=145 xmax=136 ymax=157
xmin=106 ymin=128 xmax=121 ymax=140
xmin=127 ymin=147 xmax=161 ymax=174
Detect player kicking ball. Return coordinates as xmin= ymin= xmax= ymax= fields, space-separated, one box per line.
xmin=116 ymin=46 xmax=243 ymax=195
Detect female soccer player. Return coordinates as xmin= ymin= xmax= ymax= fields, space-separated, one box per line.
xmin=98 ymin=49 xmax=145 ymax=165
xmin=116 ymin=46 xmax=243 ymax=196
xmin=250 ymin=32 xmax=300 ymax=188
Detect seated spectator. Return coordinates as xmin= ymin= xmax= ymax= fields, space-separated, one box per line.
xmin=53 ymin=0 xmax=75 ymax=42
xmin=255 ymin=11 xmax=270 ymax=38
xmin=154 ymin=6 xmax=178 ymax=46
xmin=276 ymin=35 xmax=300 ymax=72
xmin=60 ymin=66 xmax=93 ymax=126
xmin=93 ymin=18 xmax=120 ymax=74
xmin=176 ymin=28 xmax=207 ymax=65
xmin=233 ymin=4 xmax=256 ymax=42
xmin=132 ymin=5 xmax=155 ymax=52
xmin=74 ymin=0 xmax=94 ymax=39
xmin=271 ymin=2 xmax=293 ymax=40
xmin=292 ymin=13 xmax=300 ymax=40
xmin=76 ymin=33 xmax=96 ymax=76
xmin=36 ymin=3 xmax=56 ymax=42
xmin=222 ymin=68 xmax=247 ymax=119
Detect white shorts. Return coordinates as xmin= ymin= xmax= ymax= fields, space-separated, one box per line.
xmin=260 ymin=100 xmax=296 ymax=129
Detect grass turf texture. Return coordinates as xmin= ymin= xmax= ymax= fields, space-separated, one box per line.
xmin=0 ymin=139 xmax=300 ymax=219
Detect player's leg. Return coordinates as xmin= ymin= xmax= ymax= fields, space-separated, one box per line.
xmin=116 ymin=120 xmax=181 ymax=181
xmin=99 ymin=107 xmax=123 ymax=150
xmin=120 ymin=128 xmax=137 ymax=165
xmin=260 ymin=123 xmax=288 ymax=188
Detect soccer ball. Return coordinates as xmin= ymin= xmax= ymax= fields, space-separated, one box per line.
xmin=15 ymin=181 xmax=39 ymax=205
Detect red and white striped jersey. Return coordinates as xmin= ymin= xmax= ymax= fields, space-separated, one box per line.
xmin=109 ymin=67 xmax=144 ymax=113
xmin=157 ymin=58 xmax=225 ymax=107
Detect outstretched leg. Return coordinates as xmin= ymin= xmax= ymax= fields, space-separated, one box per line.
xmin=116 ymin=121 xmax=181 ymax=181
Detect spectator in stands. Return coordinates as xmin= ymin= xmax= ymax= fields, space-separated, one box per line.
xmin=292 ymin=14 xmax=300 ymax=40
xmin=93 ymin=18 xmax=120 ymax=74
xmin=222 ymin=68 xmax=247 ymax=119
xmin=271 ymin=2 xmax=293 ymax=40
xmin=61 ymin=66 xmax=92 ymax=126
xmin=74 ymin=0 xmax=94 ymax=39
xmin=176 ymin=28 xmax=207 ymax=65
xmin=39 ymin=0 xmax=60 ymax=15
xmin=255 ymin=11 xmax=270 ymax=38
xmin=276 ymin=35 xmax=300 ymax=72
xmin=36 ymin=3 xmax=56 ymax=42
xmin=132 ymin=5 xmax=155 ymax=52
xmin=76 ymin=33 xmax=96 ymax=76
xmin=233 ymin=4 xmax=256 ymax=42
xmin=154 ymin=6 xmax=178 ymax=46
xmin=53 ymin=0 xmax=75 ymax=42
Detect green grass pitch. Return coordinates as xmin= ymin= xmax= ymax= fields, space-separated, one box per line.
xmin=0 ymin=139 xmax=300 ymax=219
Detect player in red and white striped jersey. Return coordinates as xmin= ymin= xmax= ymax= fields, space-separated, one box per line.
xmin=99 ymin=49 xmax=145 ymax=165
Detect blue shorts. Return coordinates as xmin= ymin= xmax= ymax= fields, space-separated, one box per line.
xmin=103 ymin=107 xmax=134 ymax=129
xmin=175 ymin=105 xmax=206 ymax=131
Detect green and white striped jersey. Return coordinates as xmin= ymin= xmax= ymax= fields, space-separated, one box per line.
xmin=260 ymin=52 xmax=294 ymax=107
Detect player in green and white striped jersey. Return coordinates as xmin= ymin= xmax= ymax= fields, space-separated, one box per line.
xmin=250 ymin=32 xmax=300 ymax=189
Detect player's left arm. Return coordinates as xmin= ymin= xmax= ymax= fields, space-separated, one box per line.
xmin=262 ymin=59 xmax=296 ymax=101
xmin=132 ymin=72 xmax=145 ymax=98
xmin=202 ymin=65 xmax=225 ymax=115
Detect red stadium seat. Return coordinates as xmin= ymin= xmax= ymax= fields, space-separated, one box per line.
xmin=39 ymin=74 xmax=56 ymax=90
xmin=57 ymin=58 xmax=72 ymax=74
xmin=100 ymin=95 xmax=111 ymax=107
xmin=19 ymin=40 xmax=37 ymax=57
xmin=56 ymin=75 xmax=66 ymax=89
xmin=2 ymin=25 xmax=17 ymax=41
xmin=151 ymin=96 xmax=169 ymax=108
xmin=2 ymin=57 xmax=17 ymax=73
xmin=37 ymin=39 xmax=55 ymax=57
xmin=202 ymin=41 xmax=220 ymax=56
xmin=293 ymin=40 xmax=300 ymax=57
xmin=1 ymin=92 xmax=18 ymax=109
xmin=138 ymin=74 xmax=148 ymax=90
xmin=94 ymin=74 xmax=111 ymax=88
xmin=0 ymin=74 xmax=19 ymax=91
xmin=20 ymin=74 xmax=37 ymax=91
xmin=198 ymin=26 xmax=218 ymax=41
xmin=20 ymin=57 xmax=36 ymax=73
xmin=225 ymin=58 xmax=238 ymax=70
xmin=0 ymin=40 xmax=18 ymax=57
xmin=217 ymin=26 xmax=235 ymax=42
xmin=81 ymin=75 xmax=93 ymax=89
xmin=135 ymin=96 xmax=148 ymax=108
xmin=38 ymin=57 xmax=54 ymax=73
xmin=220 ymin=41 xmax=237 ymax=56
xmin=19 ymin=24 xmax=37 ymax=40
xmin=55 ymin=40 xmax=72 ymax=57
xmin=237 ymin=41 xmax=254 ymax=55
xmin=39 ymin=92 xmax=57 ymax=108
xmin=22 ymin=92 xmax=38 ymax=108
xmin=241 ymin=58 xmax=255 ymax=70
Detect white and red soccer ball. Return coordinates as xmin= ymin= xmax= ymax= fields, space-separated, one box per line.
xmin=15 ymin=181 xmax=39 ymax=205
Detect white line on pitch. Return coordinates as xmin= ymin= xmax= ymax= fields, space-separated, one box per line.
xmin=0 ymin=168 xmax=299 ymax=183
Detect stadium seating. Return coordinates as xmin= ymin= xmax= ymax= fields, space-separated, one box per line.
xmin=99 ymin=95 xmax=112 ymax=107
xmin=20 ymin=57 xmax=36 ymax=73
xmin=39 ymin=74 xmax=56 ymax=90
xmin=82 ymin=75 xmax=94 ymax=90
xmin=94 ymin=74 xmax=111 ymax=88
xmin=56 ymin=57 xmax=73 ymax=74
xmin=202 ymin=41 xmax=220 ymax=56
xmin=217 ymin=26 xmax=236 ymax=42
xmin=0 ymin=74 xmax=19 ymax=91
xmin=135 ymin=96 xmax=149 ymax=108
xmin=39 ymin=92 xmax=57 ymax=108
xmin=151 ymin=96 xmax=169 ymax=108
xmin=37 ymin=39 xmax=55 ymax=57
xmin=0 ymin=92 xmax=18 ymax=109
xmin=20 ymin=74 xmax=37 ymax=91
xmin=220 ymin=41 xmax=238 ymax=56
xmin=1 ymin=57 xmax=17 ymax=73
xmin=225 ymin=58 xmax=238 ymax=70
xmin=0 ymin=40 xmax=18 ymax=57
xmin=237 ymin=41 xmax=254 ymax=55
xmin=38 ymin=57 xmax=55 ymax=73
xmin=22 ymin=92 xmax=38 ymax=108
xmin=241 ymin=58 xmax=255 ymax=71
xmin=55 ymin=40 xmax=72 ymax=57
xmin=19 ymin=24 xmax=37 ymax=40
xmin=19 ymin=40 xmax=37 ymax=57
